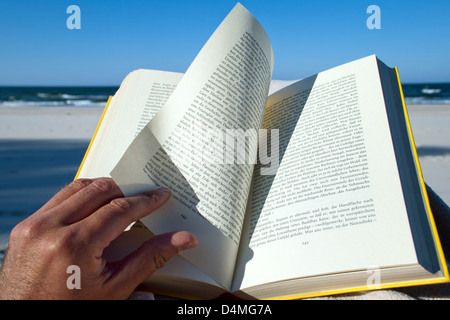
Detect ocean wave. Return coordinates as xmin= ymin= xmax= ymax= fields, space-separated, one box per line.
xmin=65 ymin=99 xmax=106 ymax=107
xmin=36 ymin=92 xmax=109 ymax=100
xmin=60 ymin=93 xmax=110 ymax=100
xmin=402 ymin=83 xmax=450 ymax=104
xmin=0 ymin=100 xmax=106 ymax=107
xmin=0 ymin=86 xmax=117 ymax=108
xmin=421 ymin=88 xmax=442 ymax=95
xmin=404 ymin=97 xmax=450 ymax=105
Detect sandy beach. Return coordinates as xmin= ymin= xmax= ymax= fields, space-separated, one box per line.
xmin=406 ymin=105 xmax=450 ymax=205
xmin=1 ymin=103 xmax=450 ymax=271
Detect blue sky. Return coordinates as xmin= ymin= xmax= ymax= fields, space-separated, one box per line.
xmin=0 ymin=0 xmax=449 ymax=85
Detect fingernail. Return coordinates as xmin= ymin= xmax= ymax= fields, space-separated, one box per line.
xmin=174 ymin=232 xmax=199 ymax=251
xmin=179 ymin=239 xmax=198 ymax=251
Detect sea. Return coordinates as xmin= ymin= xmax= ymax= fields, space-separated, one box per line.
xmin=1 ymin=83 xmax=450 ymax=107
xmin=0 ymin=86 xmax=117 ymax=107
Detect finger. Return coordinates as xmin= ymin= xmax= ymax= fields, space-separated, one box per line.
xmin=34 ymin=178 xmax=95 ymax=215
xmin=82 ymin=188 xmax=172 ymax=248
xmin=105 ymin=231 xmax=198 ymax=296
xmin=52 ymin=178 xmax=124 ymax=225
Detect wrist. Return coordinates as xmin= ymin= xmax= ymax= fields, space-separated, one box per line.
xmin=0 ymin=265 xmax=28 ymax=300
xmin=0 ymin=268 xmax=11 ymax=299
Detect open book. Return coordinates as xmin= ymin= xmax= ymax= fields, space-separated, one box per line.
xmin=75 ymin=3 xmax=449 ymax=299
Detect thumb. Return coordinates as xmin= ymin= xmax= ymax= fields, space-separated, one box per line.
xmin=106 ymin=231 xmax=198 ymax=297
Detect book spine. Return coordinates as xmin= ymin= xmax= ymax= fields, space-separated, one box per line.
xmin=394 ymin=67 xmax=450 ymax=281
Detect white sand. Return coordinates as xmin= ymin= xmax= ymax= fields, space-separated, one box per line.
xmin=0 ymin=106 xmax=103 ymax=140
xmin=406 ymin=105 xmax=450 ymax=205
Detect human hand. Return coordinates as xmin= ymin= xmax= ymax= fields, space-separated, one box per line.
xmin=0 ymin=178 xmax=198 ymax=299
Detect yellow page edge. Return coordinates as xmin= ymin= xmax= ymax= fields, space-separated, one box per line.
xmin=74 ymin=96 xmax=113 ymax=180
xmin=269 ymin=276 xmax=450 ymax=300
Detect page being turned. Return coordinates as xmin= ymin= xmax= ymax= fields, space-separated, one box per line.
xmin=111 ymin=3 xmax=274 ymax=289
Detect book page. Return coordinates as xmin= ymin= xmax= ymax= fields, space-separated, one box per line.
xmin=233 ymin=55 xmax=419 ymax=290
xmin=77 ymin=69 xmax=182 ymax=178
xmin=111 ymin=3 xmax=273 ymax=289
